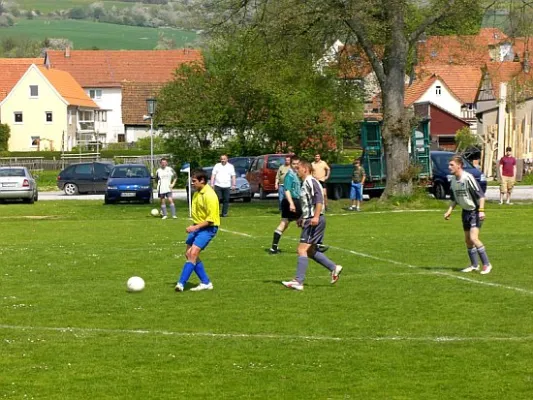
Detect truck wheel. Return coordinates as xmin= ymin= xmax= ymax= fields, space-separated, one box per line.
xmin=433 ymin=183 xmax=446 ymax=200
xmin=332 ymin=184 xmax=343 ymax=200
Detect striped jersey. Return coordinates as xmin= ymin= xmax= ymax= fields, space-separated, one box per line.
xmin=300 ymin=176 xmax=324 ymax=219
xmin=450 ymin=171 xmax=484 ymax=211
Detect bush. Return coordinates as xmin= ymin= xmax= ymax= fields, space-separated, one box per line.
xmin=68 ymin=7 xmax=87 ymax=20
xmin=0 ymin=123 xmax=10 ymax=151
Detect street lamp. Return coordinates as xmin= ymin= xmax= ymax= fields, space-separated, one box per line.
xmin=145 ymin=98 xmax=157 ymax=175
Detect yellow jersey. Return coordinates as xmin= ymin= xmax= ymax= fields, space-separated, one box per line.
xmin=192 ymin=184 xmax=220 ymax=226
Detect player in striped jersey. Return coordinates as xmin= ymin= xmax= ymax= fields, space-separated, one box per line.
xmin=444 ymin=155 xmax=492 ymax=274
xmin=282 ymin=160 xmax=342 ymax=291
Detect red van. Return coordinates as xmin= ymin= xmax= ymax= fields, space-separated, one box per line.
xmin=246 ymin=154 xmax=291 ymax=199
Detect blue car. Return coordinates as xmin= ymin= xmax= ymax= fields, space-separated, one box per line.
xmin=104 ymin=164 xmax=153 ymax=204
xmin=430 ymin=151 xmax=487 ymax=199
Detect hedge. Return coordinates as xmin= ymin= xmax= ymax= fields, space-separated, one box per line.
xmin=0 ymin=150 xmax=152 ymax=159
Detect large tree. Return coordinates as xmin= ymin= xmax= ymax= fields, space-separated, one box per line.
xmin=193 ymin=0 xmax=485 ymax=197
xmin=157 ymin=29 xmax=361 ymax=165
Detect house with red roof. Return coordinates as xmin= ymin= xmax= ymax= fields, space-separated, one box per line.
xmin=43 ymin=48 xmax=202 ymax=144
xmin=0 ymin=64 xmax=99 ymax=152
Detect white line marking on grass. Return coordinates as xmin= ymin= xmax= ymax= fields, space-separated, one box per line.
xmin=1 ymin=325 xmax=532 ymax=343
xmin=220 ymin=229 xmax=533 ymax=296
xmin=219 ymin=228 xmax=253 ymax=237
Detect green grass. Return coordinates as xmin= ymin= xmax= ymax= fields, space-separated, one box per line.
xmin=34 ymin=170 xmax=59 ymax=191
xmin=15 ymin=1 xmax=146 ymax=13
xmin=0 ymin=19 xmax=197 ymax=50
xmin=1 ymin=198 xmax=533 ymax=398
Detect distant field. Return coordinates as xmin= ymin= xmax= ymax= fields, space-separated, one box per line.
xmin=0 ymin=19 xmax=198 ymax=50
xmin=14 ymin=1 xmax=144 ymax=12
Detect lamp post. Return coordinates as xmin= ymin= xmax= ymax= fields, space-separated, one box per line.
xmin=145 ymin=98 xmax=157 ymax=176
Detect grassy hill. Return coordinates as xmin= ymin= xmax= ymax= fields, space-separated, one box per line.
xmin=0 ymin=19 xmax=198 ymax=50
xmin=13 ymin=1 xmax=145 ymax=13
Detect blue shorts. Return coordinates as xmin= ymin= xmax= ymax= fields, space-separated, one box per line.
xmin=350 ymin=182 xmax=363 ymax=201
xmin=186 ymin=226 xmax=218 ymax=249
xmin=300 ymin=216 xmax=326 ymax=245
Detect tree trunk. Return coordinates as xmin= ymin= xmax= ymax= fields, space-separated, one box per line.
xmin=380 ymin=12 xmax=413 ymax=198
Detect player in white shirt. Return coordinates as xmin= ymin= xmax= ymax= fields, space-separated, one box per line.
xmin=156 ymin=158 xmax=177 ymax=219
xmin=210 ymin=154 xmax=236 ymax=217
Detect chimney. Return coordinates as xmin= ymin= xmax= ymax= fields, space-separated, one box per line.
xmin=65 ymin=46 xmax=71 ymax=58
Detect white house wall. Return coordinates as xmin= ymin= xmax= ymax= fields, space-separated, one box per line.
xmin=417 ymin=80 xmax=462 ymax=117
xmin=85 ymin=87 xmax=123 ymax=143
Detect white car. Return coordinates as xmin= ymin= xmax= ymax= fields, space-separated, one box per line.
xmin=0 ymin=166 xmax=39 ymax=203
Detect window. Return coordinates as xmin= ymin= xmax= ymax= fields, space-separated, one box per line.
xmin=30 ymin=85 xmax=39 ymax=98
xmin=14 ymin=112 xmax=23 ymax=123
xmin=89 ymin=89 xmax=102 ymax=99
xmin=45 ymin=112 xmax=53 ymax=123
xmin=435 ymin=85 xmax=442 ymax=96
xmin=74 ymin=164 xmax=92 ymax=175
xmin=31 ymin=136 xmax=40 ymax=147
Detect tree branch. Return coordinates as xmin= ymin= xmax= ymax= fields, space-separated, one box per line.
xmin=408 ymin=0 xmax=457 ymax=46
xmin=343 ymin=18 xmax=386 ymax=86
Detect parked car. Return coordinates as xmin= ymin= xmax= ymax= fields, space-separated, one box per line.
xmin=431 ymin=151 xmax=487 ymax=199
xmin=246 ymin=154 xmax=291 ymax=199
xmin=198 ymin=166 xmax=252 ymax=202
xmin=0 ymin=166 xmax=38 ymax=203
xmin=104 ymin=164 xmax=153 ymax=204
xmin=228 ymin=156 xmax=255 ymax=178
xmin=57 ymin=162 xmax=114 ymax=195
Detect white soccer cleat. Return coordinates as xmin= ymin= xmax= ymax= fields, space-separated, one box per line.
xmin=175 ymin=283 xmax=184 ymax=292
xmin=172 ymin=216 xmax=178 ymax=219
xmin=461 ymin=265 xmax=480 ymax=273
xmin=162 ymin=216 xmax=168 ymax=220
xmin=331 ymin=265 xmax=343 ymax=284
xmin=190 ymin=282 xmax=213 ymax=291
xmin=282 ymin=280 xmax=304 ymax=291
xmin=480 ymin=264 xmax=492 ymax=275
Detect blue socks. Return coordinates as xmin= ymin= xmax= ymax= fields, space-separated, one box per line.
xmin=178 ymin=261 xmax=210 ymax=286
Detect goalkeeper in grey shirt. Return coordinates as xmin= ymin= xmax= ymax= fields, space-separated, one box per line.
xmin=444 ymin=155 xmax=492 ymax=275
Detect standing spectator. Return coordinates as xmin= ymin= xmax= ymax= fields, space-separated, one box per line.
xmin=282 ymin=160 xmax=342 ymax=291
xmin=349 ymin=158 xmax=365 ymax=211
xmin=444 ymin=156 xmax=492 ymax=275
xmin=311 ymin=153 xmax=331 ymax=211
xmin=175 ymin=169 xmax=220 ymax=292
xmin=270 ymin=156 xmax=301 ymax=254
xmin=211 ymin=154 xmax=236 ymax=217
xmin=275 ymin=156 xmax=292 ymax=211
xmin=156 ymin=158 xmax=177 ymax=219
xmin=499 ymin=147 xmax=516 ymax=205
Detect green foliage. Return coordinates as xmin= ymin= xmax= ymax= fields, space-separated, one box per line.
xmin=455 ymin=126 xmax=479 ymax=152
xmin=0 ymin=123 xmax=10 ymax=151
xmin=158 ymin=30 xmax=362 ymax=163
xmin=425 ymin=0 xmax=483 ymax=36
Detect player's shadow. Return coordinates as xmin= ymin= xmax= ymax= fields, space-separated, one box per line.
xmin=263 ymin=248 xmax=285 ymax=254
xmin=166 ymin=282 xmax=198 ymax=290
xmin=419 ymin=266 xmax=462 ymax=271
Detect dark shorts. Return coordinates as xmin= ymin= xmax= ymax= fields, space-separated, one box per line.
xmin=186 ymin=226 xmax=218 ymax=250
xmin=462 ymin=209 xmax=483 ymax=231
xmin=319 ymin=180 xmax=327 ymax=189
xmin=159 ymin=191 xmax=172 ymax=199
xmin=281 ymin=198 xmax=302 ymax=221
xmin=300 ymin=215 xmax=326 ymax=245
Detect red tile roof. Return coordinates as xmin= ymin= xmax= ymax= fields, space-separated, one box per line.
xmin=38 ymin=66 xmax=98 ymax=108
xmin=484 ymin=62 xmax=533 ymax=98
xmin=404 ymin=76 xmax=438 ymax=106
xmin=44 ymin=49 xmax=203 ymax=87
xmin=417 ymin=28 xmax=508 ymax=66
xmin=121 ymin=82 xmax=165 ymax=125
xmin=415 ymin=65 xmax=482 ymax=103
xmin=0 ymin=59 xmax=44 ymax=101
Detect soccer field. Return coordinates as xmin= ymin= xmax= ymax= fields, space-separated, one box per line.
xmin=1 ymin=199 xmax=532 ymax=399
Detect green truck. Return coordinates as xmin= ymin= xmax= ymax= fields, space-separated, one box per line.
xmin=327 ymin=119 xmax=431 ymax=199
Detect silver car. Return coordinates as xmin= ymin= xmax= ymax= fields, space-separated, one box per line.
xmin=0 ymin=166 xmax=39 ymax=203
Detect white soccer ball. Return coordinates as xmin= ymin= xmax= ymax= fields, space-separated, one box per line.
xmin=150 ymin=208 xmax=160 ymax=217
xmin=127 ymin=276 xmax=145 ymax=292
